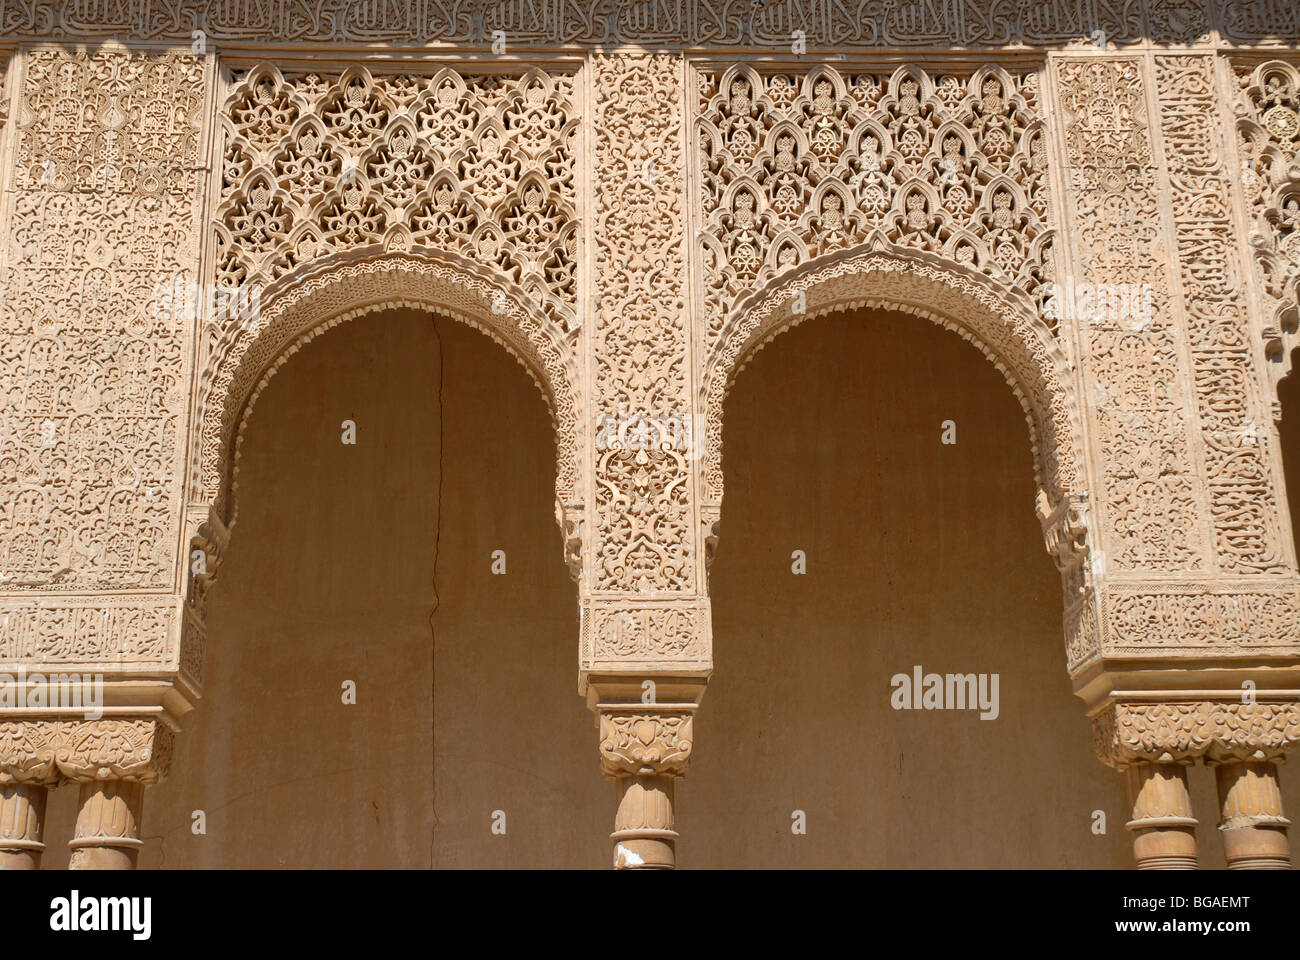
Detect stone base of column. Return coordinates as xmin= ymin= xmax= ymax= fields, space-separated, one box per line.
xmin=1214 ymin=760 xmax=1291 ymax=870
xmin=1126 ymin=762 xmax=1198 ymax=870
xmin=612 ymin=775 xmax=677 ymax=869
xmin=0 ymin=782 xmax=49 ymax=870
xmin=68 ymin=781 xmax=145 ymax=871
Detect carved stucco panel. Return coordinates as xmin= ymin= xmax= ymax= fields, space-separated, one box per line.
xmin=1099 ymin=582 xmax=1300 ymax=655
xmin=0 ymin=1 xmax=1159 ymax=47
xmin=0 ymin=595 xmax=180 ymax=668
xmin=1053 ymin=56 xmax=1208 ymax=574
xmin=0 ymin=49 xmax=202 ymax=598
xmin=694 ymin=62 xmax=1057 ymax=359
xmin=580 ymin=597 xmax=711 ymax=676
xmin=590 ymin=53 xmax=696 ymax=597
xmin=0 ymin=49 xmax=203 ymax=676
xmin=0 ymin=2 xmax=1289 ymax=48
xmin=211 ymin=63 xmax=578 ymax=355
xmin=1154 ymin=54 xmax=1287 ymax=575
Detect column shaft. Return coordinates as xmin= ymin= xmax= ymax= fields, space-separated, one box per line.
xmin=1214 ymin=760 xmax=1291 ymax=870
xmin=0 ymin=782 xmax=49 ymax=870
xmin=69 ymin=780 xmax=145 ymax=871
xmin=1125 ymin=762 xmax=1198 ymax=869
xmin=612 ymin=774 xmax=677 ymax=869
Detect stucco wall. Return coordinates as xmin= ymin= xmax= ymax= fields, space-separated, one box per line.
xmin=687 ymin=309 xmax=1297 ymax=868
xmin=45 ymin=309 xmax=602 ymax=868
xmin=40 ymin=306 xmax=1298 ymax=867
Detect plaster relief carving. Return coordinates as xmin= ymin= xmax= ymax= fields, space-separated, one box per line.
xmin=1236 ymin=60 xmax=1300 ymax=387
xmin=590 ymin=53 xmax=695 ymax=596
xmin=0 ymin=16 xmax=1297 ymax=871
xmin=1093 ymin=701 xmax=1300 ymax=766
xmin=1156 ymin=55 xmax=1285 ymax=575
xmin=598 ymin=710 xmax=694 ymax=777
xmin=0 ymin=50 xmax=202 ymax=597
xmin=0 ymin=718 xmax=172 ymax=784
xmin=1056 ymin=58 xmax=1206 ymax=573
xmin=695 ymin=63 xmax=1056 ymax=358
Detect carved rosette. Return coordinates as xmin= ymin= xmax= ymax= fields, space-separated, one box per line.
xmin=598 ymin=709 xmax=694 ymax=778
xmin=1092 ymin=701 xmax=1300 ymax=767
xmin=0 ymin=719 xmax=173 ymax=784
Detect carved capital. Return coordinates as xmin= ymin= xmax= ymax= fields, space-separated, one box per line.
xmin=598 ymin=708 xmax=694 ymax=778
xmin=56 ymin=719 xmax=174 ymax=784
xmin=1093 ymin=701 xmax=1300 ymax=767
xmin=1 ymin=718 xmax=173 ymax=785
xmin=0 ymin=720 xmax=60 ymax=785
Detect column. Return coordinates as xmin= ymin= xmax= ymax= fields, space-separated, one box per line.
xmin=1210 ymin=757 xmax=1291 ymax=869
xmin=68 ymin=780 xmax=146 ymax=871
xmin=0 ymin=720 xmax=60 ymax=870
xmin=1094 ymin=700 xmax=1300 ymax=870
xmin=0 ymin=782 xmax=50 ymax=870
xmin=1125 ymin=761 xmax=1199 ymax=869
xmin=597 ymin=705 xmax=695 ymax=870
xmin=56 ymin=718 xmax=173 ymax=871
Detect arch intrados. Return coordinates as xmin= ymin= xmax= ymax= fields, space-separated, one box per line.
xmin=195 ymin=248 xmax=579 ymax=531
xmin=704 ymin=244 xmax=1082 ymax=512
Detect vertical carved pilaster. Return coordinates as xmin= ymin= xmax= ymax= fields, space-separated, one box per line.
xmin=1152 ymin=54 xmax=1287 ymax=575
xmin=1051 ymin=55 xmax=1209 ymax=575
xmin=583 ymin=53 xmax=710 ymax=870
xmin=589 ymin=51 xmax=696 ymax=596
xmin=1125 ymin=762 xmax=1199 ymax=869
xmin=1210 ymin=759 xmax=1292 ymax=869
xmin=584 ymin=52 xmax=712 ymax=685
xmin=598 ymin=707 xmax=694 ymax=869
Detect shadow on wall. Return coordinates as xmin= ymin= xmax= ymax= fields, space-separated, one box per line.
xmin=43 ymin=309 xmax=603 ymax=868
xmin=686 ymin=308 xmax=1298 ymax=868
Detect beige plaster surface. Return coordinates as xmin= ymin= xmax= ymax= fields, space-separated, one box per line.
xmin=688 ymin=310 xmax=1298 ymax=868
xmin=45 ymin=309 xmax=602 ymax=868
xmin=39 ymin=308 xmax=1298 ymax=867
